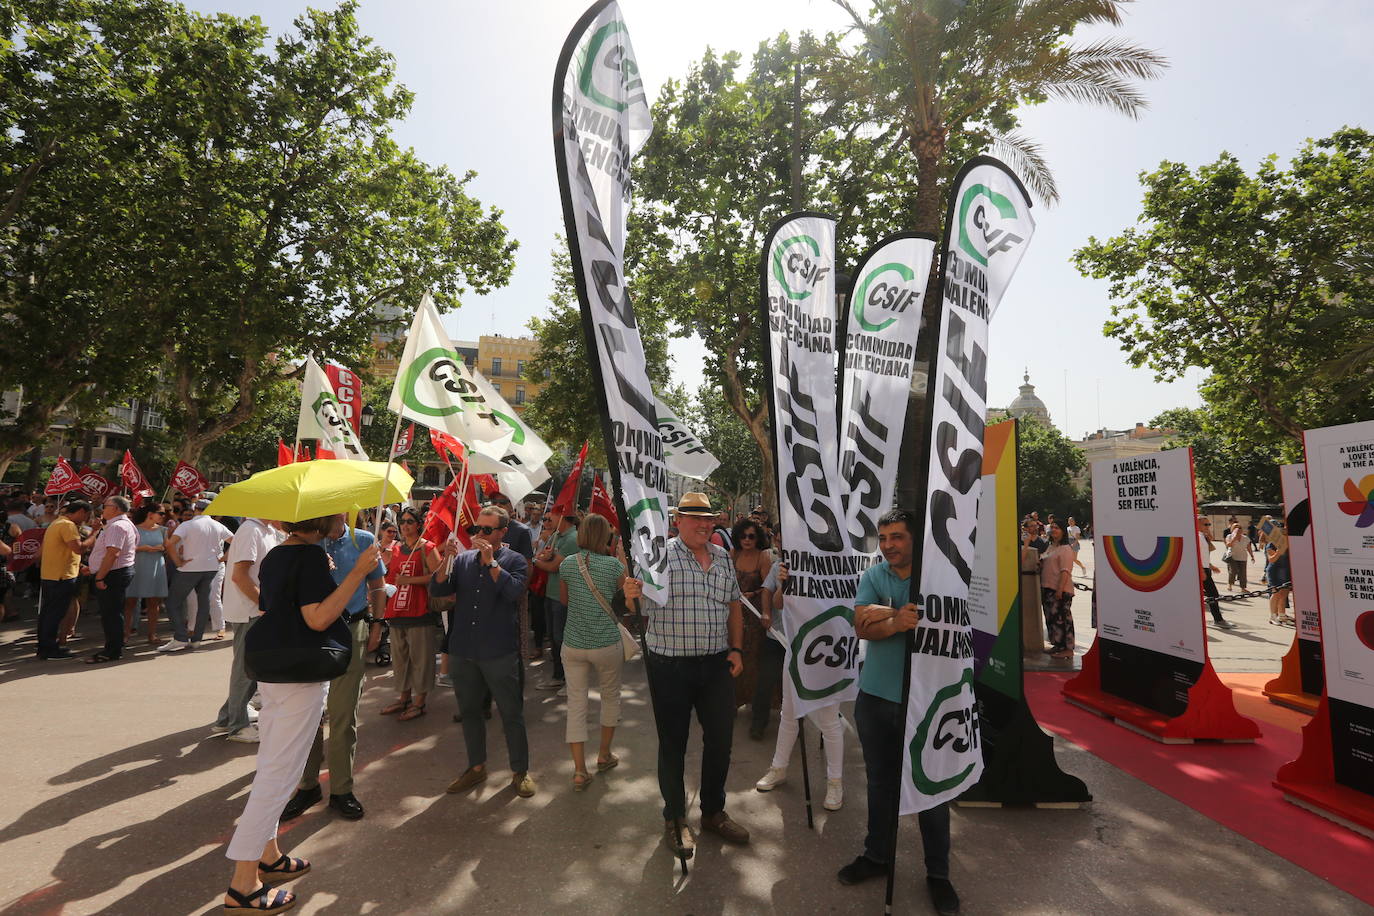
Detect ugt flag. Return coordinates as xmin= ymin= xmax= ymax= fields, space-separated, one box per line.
xmin=45 ymin=457 xmax=83 ymax=496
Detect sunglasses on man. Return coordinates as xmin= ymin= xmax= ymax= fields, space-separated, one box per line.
xmin=466 ymin=524 xmax=501 ymax=536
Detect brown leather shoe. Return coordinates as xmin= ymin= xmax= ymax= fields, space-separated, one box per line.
xmin=664 ymin=818 xmax=695 ymax=859
xmin=701 ymin=810 xmax=750 ymax=845
xmin=446 ymin=767 xmax=487 ymax=794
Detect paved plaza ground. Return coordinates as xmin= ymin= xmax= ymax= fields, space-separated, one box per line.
xmin=1 ymin=545 xmax=1367 ymax=915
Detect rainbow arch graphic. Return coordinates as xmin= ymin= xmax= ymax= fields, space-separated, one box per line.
xmin=1102 ymin=535 xmax=1185 ymax=592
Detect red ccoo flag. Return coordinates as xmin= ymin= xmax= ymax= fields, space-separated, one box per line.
xmin=550 ymin=441 xmax=589 ymax=516
xmin=422 ymin=473 xmax=483 ymax=549
xmin=45 ymin=457 xmax=84 ymax=496
xmin=277 ymin=439 xmax=294 ymax=466
xmin=589 ymin=472 xmax=620 ymax=530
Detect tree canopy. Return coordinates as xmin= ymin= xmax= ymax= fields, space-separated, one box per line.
xmin=1075 ymin=127 xmax=1374 ymax=457
xmin=1149 ymin=407 xmax=1282 ymax=504
xmin=999 ymin=416 xmax=1088 ymax=522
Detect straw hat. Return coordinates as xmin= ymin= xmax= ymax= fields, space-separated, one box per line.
xmin=675 ymin=491 xmax=716 ymax=518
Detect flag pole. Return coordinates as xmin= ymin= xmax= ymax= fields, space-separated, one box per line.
xmin=371 ymin=410 xmax=405 ymax=539
xmin=797 ymin=715 xmax=815 ymax=829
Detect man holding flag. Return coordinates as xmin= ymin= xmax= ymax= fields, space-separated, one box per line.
xmin=837 ymin=508 xmax=959 ymax=916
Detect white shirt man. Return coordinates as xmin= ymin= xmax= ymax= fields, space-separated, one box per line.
xmin=161 ymin=501 xmax=233 ymax=649
xmin=213 ymin=518 xmax=284 ymax=741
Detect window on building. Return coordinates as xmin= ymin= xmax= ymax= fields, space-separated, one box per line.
xmin=422 ymin=465 xmax=440 ymax=487
xmin=517 ymin=359 xmax=526 ymax=377
xmin=492 ymin=382 xmax=501 ymax=394
xmin=515 ymin=387 xmax=525 ymax=405
xmin=491 ymin=357 xmax=503 ymax=376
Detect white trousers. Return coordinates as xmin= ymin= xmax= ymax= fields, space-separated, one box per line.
xmin=770 ymin=685 xmax=844 ymax=780
xmin=226 ymin=680 xmax=326 ymax=861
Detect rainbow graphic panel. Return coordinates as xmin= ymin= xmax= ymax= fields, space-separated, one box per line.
xmin=1102 ymin=535 xmax=1185 ymax=593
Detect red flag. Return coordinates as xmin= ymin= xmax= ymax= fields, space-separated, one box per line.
xmin=551 ymin=441 xmax=589 ymax=516
xmin=422 ymin=473 xmax=483 ymax=549
xmin=119 ymin=451 xmax=155 ymax=506
xmin=45 ymin=457 xmax=84 ymax=496
xmin=277 ymin=439 xmax=294 ymax=466
xmin=296 ymin=443 xmax=313 ymax=462
xmin=473 ymin=474 xmax=499 ymax=498
xmin=7 ymin=528 xmax=44 ymax=572
xmin=323 ymin=363 xmax=362 ymax=434
xmin=78 ymin=466 xmax=113 ymax=501
xmin=589 ymin=472 xmax=620 ymax=530
xmin=392 ymin=422 xmax=416 ymax=458
xmin=171 ymin=460 xmax=209 ymax=497
xmin=400 ymin=459 xmax=411 ymax=476
xmin=316 ymin=445 xmax=337 ymax=460
xmin=429 ymin=428 xmax=465 ymax=466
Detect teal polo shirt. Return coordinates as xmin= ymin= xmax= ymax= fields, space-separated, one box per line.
xmin=855 ymin=559 xmax=915 ymax=703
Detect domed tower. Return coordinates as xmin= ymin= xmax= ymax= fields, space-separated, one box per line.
xmin=1007 ymin=368 xmax=1052 ymax=427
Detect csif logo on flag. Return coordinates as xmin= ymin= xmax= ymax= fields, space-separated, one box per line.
xmin=907 ymin=668 xmax=981 ymax=795
xmin=787 ymin=606 xmax=859 ymax=701
xmin=852 ymin=261 xmax=919 ymax=333
xmin=400 ymin=348 xmax=480 ymax=418
xmin=957 ymin=183 xmax=1025 ymax=265
xmin=771 ymin=235 xmax=830 ymax=301
xmin=576 ymin=20 xmax=644 ymax=112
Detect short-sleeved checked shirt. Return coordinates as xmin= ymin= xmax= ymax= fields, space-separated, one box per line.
xmin=645 ymin=537 xmax=741 ymax=656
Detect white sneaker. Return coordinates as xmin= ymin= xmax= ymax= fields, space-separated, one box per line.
xmin=557 ymin=686 xmax=567 ymax=697
xmin=226 ymin=725 xmax=260 ymax=743
xmin=436 ymin=673 xmax=453 ymax=688
xmin=249 ymin=693 xmax=263 ymax=711
xmin=157 ymin=640 xmax=189 ymax=653
xmin=755 ymin=767 xmax=788 ymax=792
xmin=824 ymin=778 xmax=844 ymax=811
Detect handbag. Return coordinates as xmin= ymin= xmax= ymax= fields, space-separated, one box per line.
xmin=577 ymin=552 xmax=640 ymax=661
xmin=244 ymin=548 xmax=352 ymax=684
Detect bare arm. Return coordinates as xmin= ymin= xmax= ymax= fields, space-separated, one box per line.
xmin=230 ymin=559 xmax=258 ymax=606
xmin=855 ymin=602 xmax=921 ymax=641
xmin=300 ymin=544 xmax=381 ymax=632
xmin=165 ymin=534 xmax=185 ymax=568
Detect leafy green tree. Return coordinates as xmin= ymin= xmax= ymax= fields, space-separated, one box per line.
xmin=999 ymin=416 xmax=1087 ymax=521
xmin=1149 ymin=407 xmax=1283 ymax=505
xmin=0 ymin=1 xmax=516 ymax=474
xmin=525 ymin=238 xmax=671 ymax=468
xmin=1075 ymin=128 xmax=1374 ymax=453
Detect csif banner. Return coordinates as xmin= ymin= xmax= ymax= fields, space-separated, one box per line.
xmin=901 ymin=157 xmax=1035 ymax=815
xmin=467 ymin=368 xmax=554 ymax=502
xmin=761 ymin=211 xmax=861 ymax=717
xmin=837 ymin=232 xmax=936 ymax=557
xmin=553 ymin=0 xmax=670 ymax=603
xmin=298 ymin=355 xmax=369 ymax=461
xmin=654 ymin=392 xmax=719 ymax=481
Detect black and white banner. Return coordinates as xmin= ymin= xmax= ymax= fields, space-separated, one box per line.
xmin=655 ymin=392 xmax=719 ymax=481
xmin=838 ymin=233 xmax=936 ymax=556
xmin=554 ymin=1 xmax=669 ymax=603
xmin=761 ymin=211 xmax=860 ymax=717
xmin=901 ymin=157 xmax=1035 ymax=814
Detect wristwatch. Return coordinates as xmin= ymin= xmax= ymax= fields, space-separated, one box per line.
xmin=727 ymin=647 xmax=743 ymax=656
xmin=489 ymin=560 xmax=500 ymax=570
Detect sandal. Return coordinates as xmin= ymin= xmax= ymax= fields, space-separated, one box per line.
xmin=399 ymin=703 xmax=426 ymax=721
xmin=573 ymin=771 xmax=593 ymax=791
xmin=258 ymin=854 xmax=311 ymax=885
xmin=85 ymin=653 xmax=117 ymax=665
xmin=380 ymin=699 xmax=410 ymax=715
xmin=1050 ymin=649 xmax=1074 ymax=659
xmin=224 ymin=884 xmax=295 ymax=911
xmin=596 ymin=754 xmax=619 ymax=772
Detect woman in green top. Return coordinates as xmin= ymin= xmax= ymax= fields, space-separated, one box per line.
xmin=557 ymin=513 xmax=627 ymax=790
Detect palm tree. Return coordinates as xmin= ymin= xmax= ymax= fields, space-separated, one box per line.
xmin=819 ymin=0 xmax=1168 ymax=232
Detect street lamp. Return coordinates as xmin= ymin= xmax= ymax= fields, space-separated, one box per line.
xmin=360 ymin=405 xmax=374 ymax=429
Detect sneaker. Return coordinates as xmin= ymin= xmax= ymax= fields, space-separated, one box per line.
xmin=209 ymin=723 xmax=234 ymax=736
xmin=511 ymin=772 xmax=537 ymax=798
xmin=1214 ymin=620 xmax=1237 ymax=630
xmin=249 ymin=693 xmax=263 ymax=711
xmin=927 ymin=877 xmax=961 ymax=915
xmin=157 ymin=640 xmax=190 ymax=653
xmin=536 ymin=679 xmax=564 ymax=691
xmin=446 ymin=767 xmax=488 ymax=794
xmin=755 ymin=767 xmax=788 ymax=792
xmin=226 ymin=725 xmax=260 ymax=743
xmin=837 ymin=855 xmax=888 ymax=885
xmin=664 ymin=818 xmax=696 ymax=859
xmin=436 ymin=673 xmax=453 ymax=688
xmin=556 ymin=686 xmax=567 ymax=697
xmin=701 ymin=810 xmax=750 ymax=844
xmin=824 ymin=778 xmax=843 ymax=811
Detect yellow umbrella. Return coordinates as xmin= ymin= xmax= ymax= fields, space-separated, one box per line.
xmin=205 ymin=460 xmax=413 ymax=523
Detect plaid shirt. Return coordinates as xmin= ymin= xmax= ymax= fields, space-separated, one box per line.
xmin=645 ymin=537 xmax=741 ymax=656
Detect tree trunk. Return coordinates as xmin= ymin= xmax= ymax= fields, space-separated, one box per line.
xmin=129 ymin=399 xmax=146 ymax=455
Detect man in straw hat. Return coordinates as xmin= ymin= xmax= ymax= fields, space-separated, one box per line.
xmin=624 ymin=491 xmax=749 ymax=858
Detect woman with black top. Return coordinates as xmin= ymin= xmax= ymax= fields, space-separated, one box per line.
xmin=222 ymin=516 xmax=380 ymax=912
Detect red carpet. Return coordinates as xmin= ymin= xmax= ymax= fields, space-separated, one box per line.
xmin=1025 ymin=671 xmax=1374 ymax=906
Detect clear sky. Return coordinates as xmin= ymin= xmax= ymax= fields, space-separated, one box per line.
xmin=188 ymin=0 xmax=1372 ymax=440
